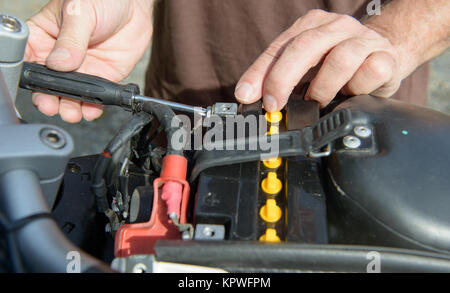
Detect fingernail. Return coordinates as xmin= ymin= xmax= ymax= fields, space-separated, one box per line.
xmin=235 ymin=82 xmax=254 ymax=102
xmin=47 ymin=48 xmax=71 ymax=62
xmin=32 ymin=93 xmax=40 ymax=106
xmin=263 ymin=94 xmax=278 ymax=112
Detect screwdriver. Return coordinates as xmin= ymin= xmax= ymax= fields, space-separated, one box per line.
xmin=19 ymin=62 xmax=238 ymax=117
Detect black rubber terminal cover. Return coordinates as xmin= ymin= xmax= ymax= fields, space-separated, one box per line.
xmin=325 ymin=95 xmax=450 ymax=254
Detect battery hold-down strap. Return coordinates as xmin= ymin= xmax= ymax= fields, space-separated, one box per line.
xmin=190 ymin=108 xmax=358 ymax=181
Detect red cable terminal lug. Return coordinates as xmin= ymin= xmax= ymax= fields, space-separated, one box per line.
xmin=114 ymin=155 xmax=190 ymax=257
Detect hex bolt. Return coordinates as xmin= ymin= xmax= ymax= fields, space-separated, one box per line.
xmin=132 ymin=263 xmax=148 ymax=273
xmin=343 ymin=135 xmax=361 ymax=149
xmin=354 ymin=126 xmax=372 ymax=138
xmin=40 ymin=128 xmax=66 ymax=149
xmin=0 ymin=15 xmax=22 ymax=33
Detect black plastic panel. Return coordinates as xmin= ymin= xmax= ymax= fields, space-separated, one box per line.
xmin=325 ymin=95 xmax=450 ymax=253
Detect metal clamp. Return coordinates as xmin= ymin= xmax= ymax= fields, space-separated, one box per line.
xmin=308 ymin=143 xmax=332 ymax=158
xmin=0 ymin=124 xmax=74 ymax=206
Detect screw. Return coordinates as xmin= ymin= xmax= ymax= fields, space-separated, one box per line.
xmin=0 ymin=15 xmax=21 ymax=33
xmin=68 ymin=163 xmax=81 ymax=174
xmin=343 ymin=135 xmax=361 ymax=149
xmin=40 ymin=128 xmax=66 ymax=149
xmin=354 ymin=126 xmax=372 ymax=138
xmin=132 ymin=263 xmax=147 ymax=273
xmin=202 ymin=226 xmax=215 ymax=237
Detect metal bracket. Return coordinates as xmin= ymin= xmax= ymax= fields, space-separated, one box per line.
xmin=111 ymin=254 xmax=227 ymax=273
xmin=308 ymin=143 xmax=332 ymax=158
xmin=0 ymin=124 xmax=74 ymax=206
xmin=194 ymin=224 xmax=226 ymax=241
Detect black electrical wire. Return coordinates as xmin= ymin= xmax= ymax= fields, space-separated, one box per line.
xmin=92 ymin=112 xmax=153 ymax=213
xmin=0 ymin=211 xmax=54 ymax=273
xmin=148 ymin=124 xmax=164 ymax=145
xmin=142 ymin=103 xmax=187 ymax=156
xmin=92 ymin=103 xmax=188 ymax=220
xmin=104 ymin=113 xmax=153 ymax=155
xmin=0 ymin=211 xmax=23 ymax=273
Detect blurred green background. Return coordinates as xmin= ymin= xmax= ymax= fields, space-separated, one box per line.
xmin=2 ymin=0 xmax=449 ymax=156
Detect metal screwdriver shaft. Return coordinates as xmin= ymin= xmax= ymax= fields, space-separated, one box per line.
xmin=133 ymin=95 xmax=208 ymax=116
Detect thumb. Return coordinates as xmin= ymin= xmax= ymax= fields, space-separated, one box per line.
xmin=46 ymin=0 xmax=96 ymax=71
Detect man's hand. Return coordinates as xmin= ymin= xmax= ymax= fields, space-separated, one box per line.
xmin=25 ymin=0 xmax=153 ymax=123
xmin=234 ymin=9 xmax=402 ymax=111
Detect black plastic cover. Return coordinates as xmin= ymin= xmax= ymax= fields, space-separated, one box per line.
xmin=325 ymin=95 xmax=450 ymax=254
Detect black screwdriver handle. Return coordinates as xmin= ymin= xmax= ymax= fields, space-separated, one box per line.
xmin=20 ymin=62 xmax=140 ymax=109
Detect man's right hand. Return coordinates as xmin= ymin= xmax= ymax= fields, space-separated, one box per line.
xmin=25 ymin=0 xmax=153 ymax=123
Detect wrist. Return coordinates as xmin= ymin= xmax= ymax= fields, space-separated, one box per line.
xmin=363 ymin=0 xmax=450 ymax=80
xmin=137 ymin=0 xmax=155 ymax=12
xmin=363 ymin=21 xmax=419 ymax=80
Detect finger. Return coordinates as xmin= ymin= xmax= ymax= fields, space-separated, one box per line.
xmin=25 ymin=21 xmax=57 ymax=64
xmin=46 ymin=1 xmax=96 ymax=71
xmin=32 ymin=93 xmax=60 ymax=116
xmin=263 ymin=16 xmax=364 ymax=111
xmin=59 ymin=98 xmax=83 ymax=123
xmin=82 ymin=103 xmax=104 ymax=121
xmin=306 ymin=37 xmax=393 ymax=107
xmin=344 ymin=51 xmax=398 ymax=98
xmin=234 ymin=9 xmax=335 ymax=105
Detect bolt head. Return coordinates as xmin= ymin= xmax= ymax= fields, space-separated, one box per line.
xmin=40 ymin=128 xmax=66 ymax=149
xmin=343 ymin=135 xmax=361 ymax=149
xmin=354 ymin=126 xmax=372 ymax=138
xmin=132 ymin=263 xmax=147 ymax=273
xmin=0 ymin=15 xmax=21 ymax=33
xmin=202 ymin=226 xmax=215 ymax=237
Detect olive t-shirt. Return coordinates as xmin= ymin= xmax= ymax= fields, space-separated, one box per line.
xmin=145 ymin=0 xmax=428 ymax=107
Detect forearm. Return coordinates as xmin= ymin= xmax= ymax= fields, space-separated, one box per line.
xmin=364 ymin=0 xmax=450 ymax=79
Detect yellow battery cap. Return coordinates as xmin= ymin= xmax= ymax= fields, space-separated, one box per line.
xmin=260 ymin=199 xmax=282 ymax=223
xmin=259 ymin=228 xmax=281 ymax=243
xmin=263 ymin=157 xmax=282 ymax=169
xmin=261 ymin=172 xmax=282 ymax=194
xmin=265 ymin=112 xmax=283 ymax=123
